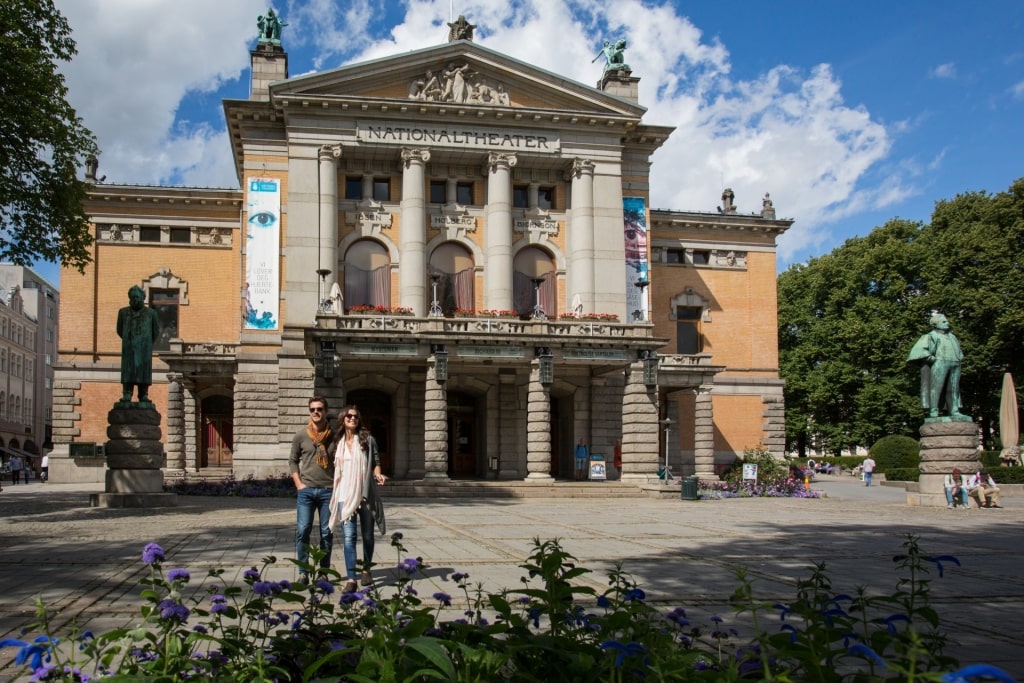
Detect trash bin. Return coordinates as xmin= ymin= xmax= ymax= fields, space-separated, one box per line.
xmin=681 ymin=475 xmax=699 ymax=501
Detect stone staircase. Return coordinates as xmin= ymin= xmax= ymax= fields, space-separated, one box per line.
xmin=384 ymin=479 xmax=648 ymax=499
xmin=163 ymin=468 xmax=235 ymax=484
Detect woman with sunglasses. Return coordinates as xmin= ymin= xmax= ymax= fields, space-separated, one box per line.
xmin=328 ymin=405 xmax=387 ymax=593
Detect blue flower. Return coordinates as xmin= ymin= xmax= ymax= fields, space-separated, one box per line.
xmin=316 ymin=580 xmax=334 ymax=595
xmin=167 ymin=568 xmax=190 ymax=582
xmin=780 ymin=623 xmax=798 ymax=643
xmin=941 ymin=664 xmax=1017 ymax=683
xmin=773 ymin=603 xmax=791 ymax=621
xmin=600 ymin=640 xmax=647 ymax=667
xmin=398 ymin=557 xmax=421 ymax=574
xmin=141 ymin=543 xmax=165 ymax=565
xmin=433 ymin=592 xmax=452 ymax=607
xmin=0 ymin=636 xmax=54 ymax=670
xmin=849 ymin=643 xmax=887 ymax=667
xmin=243 ymin=568 xmax=261 ymax=581
xmin=157 ymin=599 xmax=190 ymax=622
xmin=597 ymin=595 xmax=611 ymax=608
xmin=881 ymin=613 xmax=910 ymax=634
xmin=192 ymin=625 xmax=208 ymax=634
xmin=339 ymin=592 xmax=361 ymax=605
xmin=528 ymin=607 xmax=541 ymax=628
xmin=623 ymin=588 xmax=646 ymax=602
xmin=252 ymin=581 xmax=273 ymax=596
xmin=924 ymin=555 xmax=961 ymax=578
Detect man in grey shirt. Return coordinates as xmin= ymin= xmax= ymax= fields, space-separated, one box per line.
xmin=289 ymin=396 xmax=337 ymax=581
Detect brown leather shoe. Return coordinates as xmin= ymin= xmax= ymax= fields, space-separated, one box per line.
xmin=360 ymin=571 xmax=373 ymax=586
xmin=343 ymin=580 xmax=358 ymax=594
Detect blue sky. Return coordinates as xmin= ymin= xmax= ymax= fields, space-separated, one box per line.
xmin=39 ymin=0 xmax=1024 ymax=288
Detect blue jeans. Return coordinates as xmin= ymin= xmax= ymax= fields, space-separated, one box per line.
xmin=295 ymin=487 xmax=333 ymax=571
xmin=341 ymin=500 xmax=375 ymax=580
xmin=945 ymin=487 xmax=968 ymax=506
xmin=864 ymin=471 xmax=872 ymax=486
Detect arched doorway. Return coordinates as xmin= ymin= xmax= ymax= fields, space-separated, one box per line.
xmin=201 ymin=395 xmax=233 ymax=468
xmin=447 ymin=391 xmax=480 ymax=478
xmin=345 ymin=390 xmax=393 ymax=476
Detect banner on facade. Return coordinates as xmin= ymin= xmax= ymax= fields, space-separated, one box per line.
xmin=244 ymin=178 xmax=281 ymax=330
xmin=623 ymin=197 xmax=649 ymax=322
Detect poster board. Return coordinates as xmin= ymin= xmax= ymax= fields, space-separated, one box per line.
xmin=589 ymin=454 xmax=606 ymax=481
xmin=742 ymin=463 xmax=758 ymax=481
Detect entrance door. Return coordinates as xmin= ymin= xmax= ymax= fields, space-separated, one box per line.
xmin=201 ymin=395 xmax=233 ymax=468
xmin=345 ymin=390 xmax=393 ymax=476
xmin=447 ymin=392 xmax=477 ymax=477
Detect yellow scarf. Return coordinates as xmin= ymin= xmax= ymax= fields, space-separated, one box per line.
xmin=306 ymin=420 xmax=333 ymax=469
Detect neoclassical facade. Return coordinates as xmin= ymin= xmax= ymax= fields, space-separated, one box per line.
xmin=51 ymin=21 xmax=791 ymax=485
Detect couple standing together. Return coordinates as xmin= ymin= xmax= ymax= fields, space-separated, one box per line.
xmin=289 ymin=397 xmax=387 ymax=594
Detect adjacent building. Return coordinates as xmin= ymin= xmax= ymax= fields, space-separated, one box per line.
xmin=51 ymin=18 xmax=791 ymax=485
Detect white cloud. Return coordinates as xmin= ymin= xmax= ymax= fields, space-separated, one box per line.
xmin=929 ymin=62 xmax=957 ymax=79
xmin=1011 ymin=80 xmax=1024 ymax=98
xmin=52 ymin=0 xmax=903 ymax=262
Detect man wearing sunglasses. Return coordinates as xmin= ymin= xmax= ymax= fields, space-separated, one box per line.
xmin=289 ymin=396 xmax=338 ymax=582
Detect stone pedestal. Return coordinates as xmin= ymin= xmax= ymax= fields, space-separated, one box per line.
xmin=90 ymin=403 xmax=177 ymax=508
xmin=907 ymin=419 xmax=979 ymax=507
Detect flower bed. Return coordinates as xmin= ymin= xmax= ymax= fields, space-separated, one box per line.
xmin=559 ymin=312 xmax=620 ymax=322
xmin=347 ymin=305 xmax=413 ymax=316
xmin=2 ymin=533 xmax=1012 ymax=682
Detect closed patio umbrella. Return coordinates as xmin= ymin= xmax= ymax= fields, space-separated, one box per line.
xmin=999 ymin=373 xmax=1020 ymax=465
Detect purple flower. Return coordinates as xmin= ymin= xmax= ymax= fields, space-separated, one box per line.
xmin=623 ymin=588 xmax=646 ymax=602
xmin=167 ymin=568 xmax=190 ymax=582
xmin=398 ymin=557 xmax=421 ymax=575
xmin=252 ymin=581 xmax=273 ymax=596
xmin=433 ymin=592 xmax=452 ymax=607
xmin=192 ymin=625 xmax=208 ymax=634
xmin=316 ymin=580 xmax=334 ymax=595
xmin=210 ymin=602 xmax=229 ymax=615
xmin=142 ymin=543 xmax=165 ymax=565
xmin=452 ymin=572 xmax=469 ymax=582
xmin=339 ymin=592 xmax=361 ymax=605
xmin=597 ymin=595 xmax=611 ymax=608
xmin=243 ymin=568 xmax=261 ymax=581
xmin=157 ymin=599 xmax=190 ymax=622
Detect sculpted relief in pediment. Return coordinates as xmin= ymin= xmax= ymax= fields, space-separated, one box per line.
xmin=408 ymin=62 xmax=511 ymax=106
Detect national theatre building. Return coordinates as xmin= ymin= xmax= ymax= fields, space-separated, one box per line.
xmin=51 ymin=17 xmax=792 ymax=486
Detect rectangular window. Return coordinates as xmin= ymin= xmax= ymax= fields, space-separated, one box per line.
xmin=676 ymin=306 xmax=702 ymax=354
xmin=140 ymin=226 xmax=161 ymax=242
xmin=429 ymin=180 xmax=446 ymax=204
xmin=537 ymin=186 xmax=554 ymax=210
xmin=345 ymin=177 xmax=362 ymax=200
xmin=372 ymin=178 xmax=390 ymax=201
xmin=691 ymin=250 xmax=710 ymax=265
xmin=169 ymin=228 xmax=191 ymax=244
xmin=45 ymin=354 xmax=51 ymax=366
xmin=456 ymin=182 xmax=474 ymax=205
xmin=512 ymin=185 xmax=528 ymax=208
xmin=150 ymin=289 xmax=180 ymax=352
xmin=666 ymin=249 xmax=684 ymax=264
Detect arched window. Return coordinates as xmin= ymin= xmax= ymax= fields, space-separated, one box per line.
xmin=344 ymin=240 xmax=391 ymax=309
xmin=513 ymin=247 xmax=556 ymax=318
xmin=428 ymin=242 xmax=475 ymax=315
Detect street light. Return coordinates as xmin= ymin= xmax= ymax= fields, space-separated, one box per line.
xmin=634 ymin=279 xmax=649 ymax=322
xmin=660 ymin=417 xmax=672 ymax=481
xmin=536 ymin=346 xmax=554 ymax=385
xmin=530 ymin=277 xmax=547 ymax=320
xmin=639 ymin=350 xmax=658 ymax=386
xmin=429 ymin=273 xmax=444 ymax=317
xmin=431 ymin=343 xmax=448 ymax=383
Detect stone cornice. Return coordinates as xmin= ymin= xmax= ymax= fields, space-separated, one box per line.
xmin=650 ymin=209 xmax=793 ymax=237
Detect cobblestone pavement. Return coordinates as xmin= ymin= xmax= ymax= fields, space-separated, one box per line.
xmin=1 ymin=477 xmax=1021 ymax=680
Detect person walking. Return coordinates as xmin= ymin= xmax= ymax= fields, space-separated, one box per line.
xmin=329 ymin=405 xmax=387 ymax=594
xmin=9 ymin=454 xmax=22 ymax=486
xmin=289 ymin=396 xmax=338 ymax=582
xmin=861 ymin=455 xmax=876 ymax=487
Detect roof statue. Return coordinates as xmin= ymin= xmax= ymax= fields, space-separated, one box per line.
xmin=761 ymin=193 xmax=776 ymax=219
xmin=408 ymin=63 xmax=511 ymax=106
xmin=447 ymin=15 xmax=475 ymax=42
xmin=593 ymin=39 xmax=630 ymax=72
xmin=257 ymin=8 xmax=287 ymax=45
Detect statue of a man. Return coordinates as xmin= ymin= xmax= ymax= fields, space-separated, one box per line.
xmin=906 ymin=311 xmax=966 ymax=419
xmin=592 ymin=39 xmax=630 ymax=72
xmin=116 ymin=285 xmax=161 ymax=403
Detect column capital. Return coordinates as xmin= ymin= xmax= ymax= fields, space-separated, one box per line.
xmin=485 ymin=151 xmax=517 ymax=173
xmin=401 ymin=147 xmax=431 ymax=167
xmin=565 ymin=157 xmax=595 ymax=180
xmin=318 ymin=144 xmax=342 ymax=162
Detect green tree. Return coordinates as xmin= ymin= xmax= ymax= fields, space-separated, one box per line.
xmin=0 ymin=0 xmax=98 ymax=271
xmin=780 ymin=178 xmax=1024 ymax=453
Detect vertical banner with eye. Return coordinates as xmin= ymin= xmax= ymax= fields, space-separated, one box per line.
xmin=244 ymin=178 xmax=281 ymax=330
xmin=623 ymin=196 xmax=649 ymax=322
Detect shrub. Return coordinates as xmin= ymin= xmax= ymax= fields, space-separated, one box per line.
xmin=884 ymin=468 xmax=920 ymax=482
xmin=869 ymin=435 xmax=920 ymax=472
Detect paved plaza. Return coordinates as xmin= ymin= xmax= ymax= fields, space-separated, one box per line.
xmin=1 ymin=476 xmax=1022 ymax=680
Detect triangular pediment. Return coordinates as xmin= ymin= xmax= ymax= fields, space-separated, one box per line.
xmin=271 ymin=41 xmax=645 ymax=119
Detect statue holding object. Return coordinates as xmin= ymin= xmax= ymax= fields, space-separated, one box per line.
xmin=907 ymin=311 xmax=968 ymax=420
xmin=257 ymin=8 xmax=287 ymax=45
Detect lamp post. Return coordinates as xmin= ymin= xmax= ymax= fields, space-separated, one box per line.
xmin=536 ymin=347 xmax=554 ymax=385
xmin=530 ymin=277 xmax=546 ymax=320
xmin=316 ymin=268 xmax=332 ymax=313
xmin=634 ymin=279 xmax=649 ymax=322
xmin=660 ymin=417 xmax=672 ymax=481
xmin=429 ymin=273 xmax=443 ymax=317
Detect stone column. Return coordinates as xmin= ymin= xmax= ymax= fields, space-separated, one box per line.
xmin=182 ymin=380 xmax=199 ymax=471
xmin=484 ymin=152 xmax=517 ymax=311
xmin=400 ymin=148 xmax=430 ymax=315
xmin=497 ymin=373 xmax=519 ymax=479
xmin=318 ymin=145 xmax=341 ymax=292
xmin=362 ymin=174 xmax=374 ymax=200
xmin=566 ymin=158 xmax=595 ymax=313
xmin=525 ymin=359 xmax=553 ymax=480
xmin=694 ymin=385 xmax=716 ymax=480
xmin=620 ymin=361 xmax=659 ymax=483
xmin=423 ymin=355 xmax=449 ymax=481
xmin=911 ymin=420 xmax=980 ymax=507
xmin=164 ymin=373 xmax=185 ymax=471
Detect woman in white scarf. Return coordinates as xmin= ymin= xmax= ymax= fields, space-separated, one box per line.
xmin=328 ymin=405 xmax=387 ymax=593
